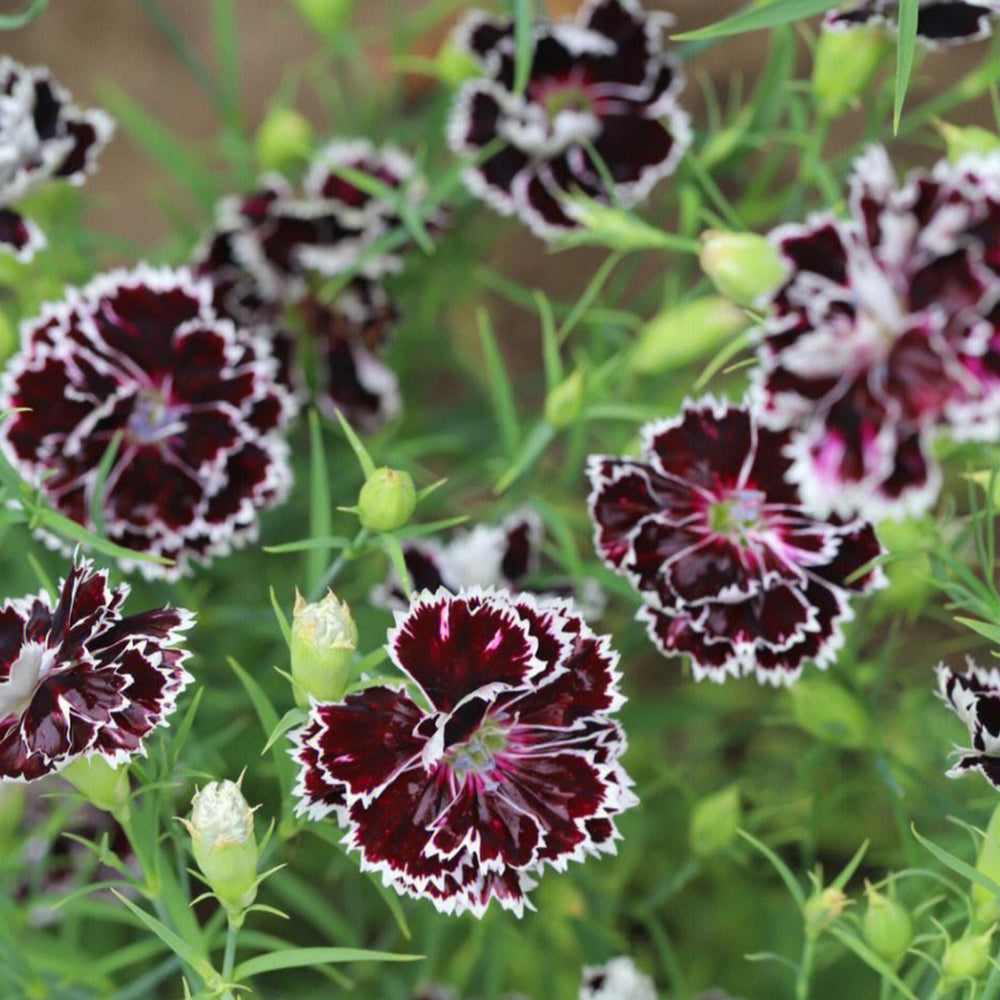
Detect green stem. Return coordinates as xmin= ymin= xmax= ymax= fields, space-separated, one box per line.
xmin=796 ymin=936 xmax=816 ymax=1000
xmin=222 ymin=915 xmax=240 ymax=980
xmin=313 ymin=527 xmax=369 ymax=598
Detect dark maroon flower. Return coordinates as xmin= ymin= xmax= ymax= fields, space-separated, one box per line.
xmin=754 ymin=147 xmax=1000 ymax=520
xmin=0 ymin=57 xmax=113 ymax=260
xmin=291 ymin=589 xmax=635 ymax=917
xmin=587 ymin=399 xmax=885 ymax=685
xmin=0 ymin=558 xmax=193 ymax=783
xmin=448 ymin=0 xmax=691 ymax=240
xmin=371 ymin=510 xmax=605 ymax=619
xmin=825 ymin=1 xmax=1000 ymax=46
xmin=0 ymin=266 xmax=296 ymax=578
xmin=936 ymin=660 xmax=1000 ymax=789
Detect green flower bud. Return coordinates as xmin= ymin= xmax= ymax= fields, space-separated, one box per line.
xmin=290 ymin=589 xmax=357 ymax=708
xmin=812 ymin=26 xmax=890 ymax=119
xmin=0 ymin=782 xmax=26 ymax=843
xmin=689 ymin=783 xmax=741 ymax=856
xmin=62 ymin=756 xmax=131 ymax=818
xmin=789 ymin=678 xmax=872 ymax=749
xmin=185 ymin=779 xmax=259 ymax=916
xmin=942 ymin=928 xmax=995 ymax=983
xmin=935 ymin=120 xmax=1000 ymax=163
xmin=698 ymin=230 xmax=788 ymax=308
xmin=255 ymin=107 xmax=313 ymax=174
xmin=358 ymin=467 xmax=416 ymax=533
xmin=973 ymin=804 xmax=1000 ymax=930
xmin=804 ymin=886 xmax=850 ymax=938
xmin=436 ymin=39 xmax=480 ymax=88
xmin=561 ymin=198 xmax=683 ymax=251
xmin=545 ymin=368 xmax=586 ymax=429
xmin=291 ymin=0 xmax=353 ymax=37
xmin=630 ymin=296 xmax=747 ymax=375
xmin=862 ymin=884 xmax=913 ymax=967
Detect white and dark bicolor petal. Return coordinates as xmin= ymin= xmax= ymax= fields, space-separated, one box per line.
xmin=579 ymin=957 xmax=657 ymax=1000
xmin=290 ymin=588 xmax=635 ymax=918
xmin=0 ymin=265 xmax=296 ymax=579
xmin=936 ymin=659 xmax=1000 ymax=788
xmin=0 ymin=557 xmax=194 ymax=783
xmin=825 ymin=0 xmax=1000 ymax=47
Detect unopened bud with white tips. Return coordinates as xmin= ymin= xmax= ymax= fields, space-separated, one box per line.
xmin=291 ymin=589 xmax=357 ymax=707
xmin=184 ymin=778 xmax=258 ymax=916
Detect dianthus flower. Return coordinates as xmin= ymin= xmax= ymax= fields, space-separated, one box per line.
xmin=0 ymin=57 xmax=113 ymax=260
xmin=0 ymin=266 xmax=295 ymax=577
xmin=448 ymin=0 xmax=690 ymax=239
xmin=754 ymin=147 xmax=1000 ymax=520
xmin=936 ymin=659 xmax=1000 ymax=789
xmin=0 ymin=558 xmax=193 ymax=782
xmin=580 ymin=958 xmax=656 ymax=1000
xmin=292 ymin=589 xmax=635 ymax=916
xmin=825 ymin=1 xmax=1000 ymax=46
xmin=587 ymin=399 xmax=885 ymax=684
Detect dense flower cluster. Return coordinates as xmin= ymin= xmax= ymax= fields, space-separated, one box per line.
xmin=754 ymin=147 xmax=1000 ymax=520
xmin=448 ymin=0 xmax=690 ymax=239
xmin=936 ymin=660 xmax=1000 ymax=789
xmin=292 ymin=589 xmax=635 ymax=916
xmin=825 ymin=1 xmax=1000 ymax=46
xmin=0 ymin=558 xmax=193 ymax=782
xmin=371 ymin=509 xmax=604 ymax=619
xmin=587 ymin=400 xmax=885 ymax=685
xmin=0 ymin=266 xmax=295 ymax=577
xmin=0 ymin=57 xmax=113 ymax=260
xmin=196 ymin=139 xmax=439 ymax=430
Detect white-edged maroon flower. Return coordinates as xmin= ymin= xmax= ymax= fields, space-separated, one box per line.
xmin=0 ymin=57 xmax=113 ymax=260
xmin=587 ymin=399 xmax=885 ymax=685
xmin=580 ymin=958 xmax=656 ymax=1000
xmin=0 ymin=558 xmax=193 ymax=783
xmin=447 ymin=0 xmax=691 ymax=240
xmin=371 ymin=509 xmax=605 ymax=619
xmin=291 ymin=588 xmax=635 ymax=917
xmin=754 ymin=147 xmax=1000 ymax=520
xmin=936 ymin=659 xmax=1000 ymax=789
xmin=825 ymin=1 xmax=1000 ymax=47
xmin=0 ymin=265 xmax=296 ymax=579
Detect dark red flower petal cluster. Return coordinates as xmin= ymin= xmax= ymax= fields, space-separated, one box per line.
xmin=936 ymin=660 xmax=1000 ymax=789
xmin=196 ymin=139 xmax=440 ymax=430
xmin=0 ymin=266 xmax=295 ymax=577
xmin=371 ymin=509 xmax=605 ymax=619
xmin=291 ymin=589 xmax=635 ymax=917
xmin=0 ymin=57 xmax=113 ymax=261
xmin=447 ymin=0 xmax=690 ymax=240
xmin=587 ymin=399 xmax=885 ymax=685
xmin=825 ymin=1 xmax=1000 ymax=46
xmin=0 ymin=558 xmax=193 ymax=782
xmin=754 ymin=147 xmax=1000 ymax=520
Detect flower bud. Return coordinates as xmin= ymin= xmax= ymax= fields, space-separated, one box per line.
xmin=789 ymin=678 xmax=872 ymax=749
xmin=185 ymin=780 xmax=258 ymax=915
xmin=941 ymin=928 xmax=994 ymax=983
xmin=562 ymin=198 xmax=683 ymax=250
xmin=935 ymin=120 xmax=1000 ymax=163
xmin=0 ymin=782 xmax=26 ymax=843
xmin=630 ymin=296 xmax=747 ymax=375
xmin=255 ymin=107 xmax=313 ymax=174
xmin=804 ymin=886 xmax=849 ymax=938
xmin=436 ymin=39 xmax=480 ymax=88
xmin=290 ymin=589 xmax=357 ymax=708
xmin=690 ymin=784 xmax=741 ymax=856
xmin=62 ymin=756 xmax=131 ymax=818
xmin=545 ymin=368 xmax=586 ymax=429
xmin=973 ymin=803 xmax=1000 ymax=929
xmin=862 ymin=884 xmax=913 ymax=967
xmin=290 ymin=0 xmax=353 ymax=37
xmin=812 ymin=26 xmax=890 ymax=118
xmin=698 ymin=231 xmax=788 ymax=308
xmin=358 ymin=467 xmax=416 ymax=533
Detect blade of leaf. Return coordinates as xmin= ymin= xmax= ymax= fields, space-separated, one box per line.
xmin=233 ymin=947 xmax=422 ymax=980
xmin=0 ymin=0 xmax=48 ymax=29
xmin=307 ymin=410 xmax=332 ymax=592
xmin=269 ymin=586 xmax=291 ymax=646
xmin=893 ymin=0 xmax=920 ymax=132
xmin=512 ymin=0 xmax=532 ymax=94
xmin=674 ymin=0 xmax=837 ymax=39
xmin=477 ymin=308 xmax=521 ymax=458
xmin=333 ymin=408 xmax=376 ymax=479
xmin=827 ymin=927 xmax=919 ymax=1000
xmin=737 ymin=829 xmax=806 ymax=909
xmin=912 ymin=824 xmax=1000 ymax=898
xmin=89 ymin=430 xmax=123 ymax=538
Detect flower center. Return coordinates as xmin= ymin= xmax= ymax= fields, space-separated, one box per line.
xmin=443 ymin=718 xmax=507 ymax=777
xmin=0 ymin=641 xmax=52 ymax=721
xmin=128 ymin=388 xmax=182 ymax=445
xmin=544 ymin=86 xmax=594 ymax=120
xmin=708 ymin=489 xmax=766 ymax=544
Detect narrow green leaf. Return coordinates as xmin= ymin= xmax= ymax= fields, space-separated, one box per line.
xmin=262 ymin=709 xmax=308 ymax=755
xmin=827 ymin=927 xmax=919 ymax=1000
xmin=233 ymin=947 xmax=422 ymax=980
xmin=264 ymin=536 xmax=351 ymax=555
xmin=0 ymin=0 xmax=48 ymax=30
xmin=307 ymin=410 xmax=332 ymax=593
xmin=893 ymin=0 xmax=920 ymax=131
xmin=269 ymin=586 xmax=291 ymax=646
xmin=333 ymin=409 xmax=376 ymax=479
xmin=512 ymin=0 xmax=533 ymax=94
xmin=228 ymin=656 xmax=280 ymax=734
xmin=477 ymin=308 xmax=521 ymax=458
xmin=36 ymin=508 xmax=174 ymax=566
xmin=89 ymin=430 xmax=123 ymax=538
xmin=737 ymin=829 xmax=806 ymax=910
xmin=912 ymin=824 xmax=1000 ymax=898
xmin=954 ymin=616 xmax=1000 ymax=644
xmin=392 ymin=515 xmax=469 ymax=540
xmin=382 ymin=534 xmax=413 ymax=596
xmin=674 ymin=0 xmax=836 ymax=40
xmin=831 ymin=839 xmax=869 ymax=890
xmin=534 ymin=291 xmax=563 ymax=390
xmin=211 ymin=0 xmax=241 ymax=124
xmin=493 ymin=421 xmax=557 ymax=495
